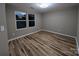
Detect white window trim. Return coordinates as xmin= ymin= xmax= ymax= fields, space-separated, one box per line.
xmin=15 ymin=11 xmax=28 ymax=31
xmin=15 ymin=11 xmax=36 ymax=31
xmin=28 ymin=14 xmax=36 ymax=27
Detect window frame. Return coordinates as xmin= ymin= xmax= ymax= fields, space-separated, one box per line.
xmin=15 ymin=11 xmax=27 ymax=31
xmin=28 ymin=14 xmax=35 ymax=27
xmin=15 ymin=11 xmax=36 ymax=31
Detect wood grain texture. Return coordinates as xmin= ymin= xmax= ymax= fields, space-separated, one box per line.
xmin=8 ymin=31 xmax=78 ymax=56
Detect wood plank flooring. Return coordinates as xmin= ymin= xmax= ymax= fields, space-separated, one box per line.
xmin=8 ymin=31 xmax=78 ymax=56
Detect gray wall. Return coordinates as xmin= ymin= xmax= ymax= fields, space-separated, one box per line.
xmin=6 ymin=5 xmax=42 ymax=39
xmin=6 ymin=4 xmax=77 ymax=40
xmin=42 ymin=8 xmax=77 ymax=36
xmin=0 ymin=4 xmax=9 ymax=55
xmin=77 ymin=7 xmax=79 ymax=54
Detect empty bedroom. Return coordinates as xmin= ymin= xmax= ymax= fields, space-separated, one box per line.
xmin=0 ymin=3 xmax=79 ymax=56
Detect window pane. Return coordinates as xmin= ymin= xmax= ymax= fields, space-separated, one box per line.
xmin=15 ymin=11 xmax=26 ymax=20
xmin=16 ymin=21 xmax=26 ymax=29
xmin=28 ymin=14 xmax=35 ymax=20
xmin=29 ymin=21 xmax=35 ymax=27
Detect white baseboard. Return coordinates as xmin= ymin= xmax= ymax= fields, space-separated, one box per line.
xmin=8 ymin=29 xmax=78 ymax=55
xmin=8 ymin=29 xmax=76 ymax=41
xmin=8 ymin=30 xmax=41 ymax=42
xmin=42 ymin=29 xmax=79 ymax=55
xmin=42 ymin=29 xmax=76 ymax=38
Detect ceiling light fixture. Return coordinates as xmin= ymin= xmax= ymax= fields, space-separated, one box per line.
xmin=37 ymin=3 xmax=52 ymax=8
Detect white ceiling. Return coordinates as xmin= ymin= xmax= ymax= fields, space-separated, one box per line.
xmin=7 ymin=3 xmax=79 ymax=13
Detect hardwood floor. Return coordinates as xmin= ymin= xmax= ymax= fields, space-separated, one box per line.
xmin=8 ymin=31 xmax=78 ymax=56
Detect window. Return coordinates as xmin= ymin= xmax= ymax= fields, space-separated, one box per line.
xmin=16 ymin=21 xmax=26 ymax=29
xmin=15 ymin=11 xmax=27 ymax=29
xmin=15 ymin=11 xmax=35 ymax=29
xmin=28 ymin=14 xmax=35 ymax=27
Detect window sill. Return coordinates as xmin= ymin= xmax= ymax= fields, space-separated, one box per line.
xmin=16 ymin=27 xmax=27 ymax=31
